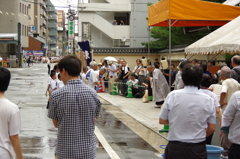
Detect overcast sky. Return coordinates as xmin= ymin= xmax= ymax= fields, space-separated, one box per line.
xmin=50 ymin=0 xmax=88 ymax=11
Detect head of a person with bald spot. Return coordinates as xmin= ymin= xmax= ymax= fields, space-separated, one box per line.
xmin=231 ymin=55 xmax=240 ymax=67
xmin=182 ymin=64 xmax=203 ymax=87
xmin=147 ymin=65 xmax=154 ymax=73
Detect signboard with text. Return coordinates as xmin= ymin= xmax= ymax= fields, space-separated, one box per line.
xmin=26 ymin=50 xmax=44 ymax=56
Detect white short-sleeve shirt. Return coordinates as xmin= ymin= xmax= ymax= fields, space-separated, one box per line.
xmin=0 ymin=98 xmax=21 ymax=159
xmin=221 ymin=78 xmax=240 ymax=105
xmin=87 ymin=70 xmax=99 ymax=90
xmin=159 ymin=86 xmax=216 ymax=143
xmin=199 ymin=89 xmax=220 ymax=108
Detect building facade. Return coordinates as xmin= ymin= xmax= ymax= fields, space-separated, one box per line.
xmin=45 ymin=0 xmax=58 ymax=53
xmin=24 ymin=0 xmax=47 ymax=55
xmin=77 ymin=0 xmax=158 ymax=48
xmin=57 ymin=10 xmax=67 ymax=55
xmin=0 ymin=0 xmax=29 ymax=58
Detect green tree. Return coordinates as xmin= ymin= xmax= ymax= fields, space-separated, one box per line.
xmin=142 ymin=27 xmax=210 ymax=49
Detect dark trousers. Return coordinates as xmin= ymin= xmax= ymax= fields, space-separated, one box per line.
xmin=165 ymin=141 xmax=207 ymax=159
xmin=122 ymin=78 xmax=128 ymax=96
xmin=147 ymin=80 xmax=152 ymax=96
xmin=229 ymin=144 xmax=240 ymax=159
xmin=206 ymin=133 xmax=214 ymax=145
xmin=138 ymin=75 xmax=146 ymax=97
xmin=47 ymin=64 xmax=50 ymax=74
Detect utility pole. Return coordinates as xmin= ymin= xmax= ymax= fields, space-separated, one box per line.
xmin=67 ymin=7 xmax=76 ymax=54
xmin=18 ymin=23 xmax=22 ymax=68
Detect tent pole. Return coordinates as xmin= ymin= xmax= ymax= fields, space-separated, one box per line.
xmin=169 ymin=19 xmax=172 ymax=91
xmin=206 ymin=53 xmax=209 ymax=65
xmin=148 ymin=26 xmax=150 ymax=63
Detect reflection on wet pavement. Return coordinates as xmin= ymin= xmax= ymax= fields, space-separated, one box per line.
xmin=6 ymin=65 xmax=168 ymax=159
xmin=99 ymin=98 xmax=168 ymax=155
xmin=96 ymin=99 xmax=166 ymax=158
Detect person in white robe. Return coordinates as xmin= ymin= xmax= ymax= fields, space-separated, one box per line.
xmin=147 ymin=66 xmax=170 ymax=108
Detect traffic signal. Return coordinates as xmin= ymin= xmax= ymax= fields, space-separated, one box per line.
xmin=69 ymin=21 xmax=74 ymax=39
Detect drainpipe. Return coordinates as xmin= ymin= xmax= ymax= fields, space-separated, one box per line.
xmin=133 ymin=0 xmax=136 ymax=47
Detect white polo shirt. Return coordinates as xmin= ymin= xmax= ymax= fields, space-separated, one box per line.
xmin=199 ymin=89 xmax=220 ymax=108
xmin=159 ymin=86 xmax=216 ymax=143
xmin=0 ymin=98 xmax=21 ymax=159
xmin=222 ymin=91 xmax=240 ymax=145
xmin=108 ymin=64 xmax=117 ymax=78
xmin=87 ymin=70 xmax=99 ymax=90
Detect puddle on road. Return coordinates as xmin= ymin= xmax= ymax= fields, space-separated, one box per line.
xmin=20 ymin=136 xmax=57 ymax=148
xmin=99 ymin=98 xmax=168 ymax=154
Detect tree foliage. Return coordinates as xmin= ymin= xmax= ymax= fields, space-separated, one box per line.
xmin=142 ymin=0 xmax=225 ymax=49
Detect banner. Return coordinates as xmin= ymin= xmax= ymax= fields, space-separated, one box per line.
xmin=78 ymin=41 xmax=91 ymax=66
xmin=25 ymin=50 xmax=44 ymax=56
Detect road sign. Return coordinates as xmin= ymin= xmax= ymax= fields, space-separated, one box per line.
xmin=31 ymin=26 xmax=36 ymax=33
xmin=66 ymin=46 xmax=70 ymax=49
xmin=68 ymin=21 xmax=74 ymax=39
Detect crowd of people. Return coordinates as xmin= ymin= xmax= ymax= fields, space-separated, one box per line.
xmin=2 ymin=54 xmax=240 ymax=159
xmin=78 ymin=56 xmax=240 ymax=159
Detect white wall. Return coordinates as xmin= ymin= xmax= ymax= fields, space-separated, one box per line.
xmin=80 ymin=3 xmax=131 ymax=12
xmin=130 ymin=0 xmax=158 ymax=47
xmin=96 ymin=12 xmax=114 ymax=23
xmin=78 ymin=12 xmax=130 ymax=40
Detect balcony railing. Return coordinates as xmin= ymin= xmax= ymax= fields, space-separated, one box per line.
xmin=47 ymin=23 xmax=57 ymax=28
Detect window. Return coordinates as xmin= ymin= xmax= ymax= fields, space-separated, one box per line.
xmin=22 ymin=4 xmax=24 ymax=14
xmin=25 ymin=26 xmax=27 ymax=36
xmin=25 ymin=5 xmax=26 ymax=15
xmin=20 ymin=3 xmax=21 ymax=13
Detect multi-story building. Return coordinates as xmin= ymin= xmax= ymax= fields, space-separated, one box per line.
xmin=0 ymin=0 xmax=29 ymax=58
xmin=24 ymin=0 xmax=47 ymax=55
xmin=77 ymin=0 xmax=158 ymax=48
xmin=45 ymin=0 xmax=58 ymax=53
xmin=57 ymin=10 xmax=67 ymax=55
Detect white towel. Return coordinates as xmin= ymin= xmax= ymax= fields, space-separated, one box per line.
xmin=123 ymin=66 xmax=128 ymax=74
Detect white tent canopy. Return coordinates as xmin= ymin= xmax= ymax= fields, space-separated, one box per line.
xmin=224 ymin=0 xmax=240 ymax=6
xmin=185 ymin=16 xmax=240 ymax=55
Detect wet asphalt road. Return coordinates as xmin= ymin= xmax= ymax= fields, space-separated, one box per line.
xmin=5 ymin=63 xmax=163 ymax=159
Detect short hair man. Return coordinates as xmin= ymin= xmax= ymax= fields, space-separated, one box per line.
xmin=86 ymin=61 xmax=99 ymax=90
xmin=107 ymin=61 xmax=117 ymax=93
xmin=121 ymin=61 xmax=130 ymax=96
xmin=222 ymin=90 xmax=240 ymax=159
xmin=192 ymin=59 xmax=198 ymax=65
xmin=200 ymin=74 xmax=222 ymax=145
xmin=159 ymin=64 xmax=216 ymax=159
xmin=231 ymin=55 xmax=240 ymax=83
xmin=219 ymin=66 xmax=240 ymax=157
xmin=0 ymin=67 xmax=23 ymax=159
xmin=48 ymin=56 xmax=101 ymax=158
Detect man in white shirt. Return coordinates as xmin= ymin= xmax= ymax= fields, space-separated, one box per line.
xmin=0 ymin=67 xmax=23 ymax=159
xmin=219 ymin=66 xmax=240 ymax=157
xmin=200 ymin=74 xmax=222 ymax=145
xmin=107 ymin=61 xmax=117 ymax=93
xmin=87 ymin=61 xmax=106 ymax=90
xmin=222 ymin=91 xmax=240 ymax=159
xmin=81 ymin=66 xmax=89 ymax=85
xmin=159 ymin=64 xmax=216 ymax=159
